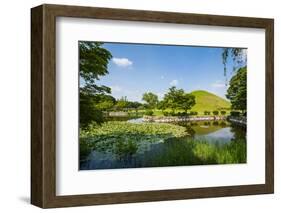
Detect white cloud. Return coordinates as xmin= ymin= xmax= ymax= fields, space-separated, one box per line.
xmin=112 ymin=57 xmax=133 ymax=67
xmin=211 ymin=81 xmax=226 ymax=88
xmin=110 ymin=85 xmax=122 ymax=92
xmin=169 ymin=79 xmax=178 ymax=86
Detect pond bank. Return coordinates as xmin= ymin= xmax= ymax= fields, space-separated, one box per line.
xmin=143 ymin=115 xmax=227 ymax=123
xmin=227 ymin=116 xmax=247 ymax=126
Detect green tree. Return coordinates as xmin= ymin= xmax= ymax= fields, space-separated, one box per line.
xmin=163 ymin=87 xmax=195 ymax=114
xmin=115 ymin=97 xmax=129 ymax=111
xmin=79 ymin=41 xmax=112 ymax=94
xmin=226 ymin=67 xmax=247 ymax=112
xmin=178 ymin=93 xmax=196 ymax=113
xmin=127 ymin=101 xmax=142 ymax=109
xmin=80 ymin=93 xmax=104 ymax=127
xmin=96 ymin=94 xmax=116 ymax=112
xmin=157 ymin=100 xmax=166 ymax=113
xmin=79 ymin=41 xmax=112 ymax=127
xmin=162 ymin=87 xmax=183 ymax=113
xmin=142 ymin=92 xmax=159 ymax=109
xmin=127 ymin=101 xmax=143 ymax=114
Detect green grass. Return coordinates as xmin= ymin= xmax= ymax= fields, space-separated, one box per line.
xmin=143 ymin=138 xmax=246 ymax=166
xmin=190 ymin=90 xmax=231 ymax=114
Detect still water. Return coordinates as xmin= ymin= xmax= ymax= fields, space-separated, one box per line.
xmin=80 ymin=118 xmax=246 ymax=170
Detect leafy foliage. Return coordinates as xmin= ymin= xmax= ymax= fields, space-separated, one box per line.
xmin=213 ymin=110 xmax=219 ymax=115
xmin=79 ymin=41 xmax=112 ymax=127
xmin=142 ymin=92 xmax=159 ymax=109
xmin=222 ymin=48 xmax=247 ymax=78
xmin=144 ymin=110 xmax=154 ymax=116
xmin=161 ymin=86 xmax=196 ymax=113
xmin=79 ymin=93 xmax=104 ymax=127
xmin=204 ymin=111 xmax=211 ymax=115
xmin=162 ymin=86 xmax=182 ymax=112
xmin=114 ymin=97 xmax=129 ymax=111
xmin=226 ymin=67 xmax=247 ymax=112
xmin=220 ymin=111 xmax=226 ymax=115
xmin=230 ymin=111 xmax=241 ymax=117
xmin=190 ymin=111 xmax=198 ymax=116
xmin=79 ymin=41 xmax=112 ymax=94
xmin=95 ymin=94 xmax=116 ymax=111
xmin=178 ymin=93 xmax=196 ymax=113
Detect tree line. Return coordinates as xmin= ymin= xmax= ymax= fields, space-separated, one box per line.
xmin=142 ymin=86 xmax=195 ymax=114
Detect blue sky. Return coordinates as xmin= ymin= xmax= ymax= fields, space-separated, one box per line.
xmin=96 ymin=42 xmax=242 ymax=102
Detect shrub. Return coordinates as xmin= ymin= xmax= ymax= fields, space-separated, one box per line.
xmin=144 ymin=110 xmax=153 ymax=116
xmin=230 ymin=111 xmax=240 ymax=117
xmin=220 ymin=111 xmax=226 ymax=115
xmin=213 ymin=111 xmax=219 ymax=115
xmin=204 ymin=111 xmax=211 ymax=115
xmin=163 ymin=111 xmax=170 ymax=116
xmin=171 ymin=111 xmax=176 ymax=116
xmin=190 ymin=111 xmax=198 ymax=116
xmin=181 ymin=112 xmax=188 ymax=116
xmin=176 ymin=112 xmax=188 ymax=116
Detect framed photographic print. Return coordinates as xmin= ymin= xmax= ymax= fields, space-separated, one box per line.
xmin=31 ymin=4 xmax=274 ymax=208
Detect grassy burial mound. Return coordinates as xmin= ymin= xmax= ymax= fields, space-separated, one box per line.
xmin=190 ymin=90 xmax=231 ymax=114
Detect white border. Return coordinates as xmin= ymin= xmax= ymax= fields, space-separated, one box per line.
xmin=56 ymin=17 xmax=265 ymax=195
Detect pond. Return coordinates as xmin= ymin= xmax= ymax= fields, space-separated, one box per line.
xmin=80 ymin=118 xmax=246 ymax=170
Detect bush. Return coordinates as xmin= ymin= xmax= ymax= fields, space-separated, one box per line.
xmin=213 ymin=111 xmax=219 ymax=115
xmin=163 ymin=111 xmax=170 ymax=116
xmin=176 ymin=112 xmax=188 ymax=116
xmin=220 ymin=111 xmax=226 ymax=115
xmin=230 ymin=111 xmax=240 ymax=117
xmin=190 ymin=111 xmax=198 ymax=116
xmin=144 ymin=110 xmax=154 ymax=116
xmin=181 ymin=112 xmax=188 ymax=116
xmin=171 ymin=111 xmax=176 ymax=116
xmin=204 ymin=111 xmax=211 ymax=115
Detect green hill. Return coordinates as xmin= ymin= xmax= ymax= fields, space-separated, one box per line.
xmin=190 ymin=90 xmax=231 ymax=114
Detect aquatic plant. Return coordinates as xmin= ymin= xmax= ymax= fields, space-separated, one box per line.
xmin=80 ymin=121 xmax=187 ymax=138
